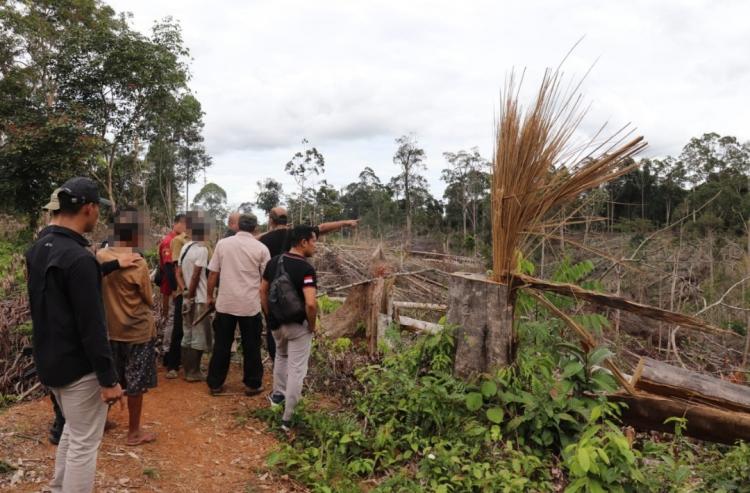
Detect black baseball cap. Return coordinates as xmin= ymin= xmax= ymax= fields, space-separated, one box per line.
xmin=57 ymin=177 xmax=112 ymax=208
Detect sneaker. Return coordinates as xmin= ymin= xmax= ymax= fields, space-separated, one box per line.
xmin=165 ymin=369 xmax=179 ymax=379
xmin=266 ymin=392 xmax=285 ymax=406
xmin=244 ymin=386 xmax=263 ymax=396
xmin=280 ymin=420 xmax=292 ymax=433
xmin=209 ymin=385 xmax=225 ymax=396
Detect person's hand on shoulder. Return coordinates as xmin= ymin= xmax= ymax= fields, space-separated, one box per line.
xmin=117 ymin=253 xmax=143 ymax=269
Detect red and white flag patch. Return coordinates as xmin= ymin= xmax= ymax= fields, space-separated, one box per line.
xmin=303 ymin=275 xmax=315 ymax=285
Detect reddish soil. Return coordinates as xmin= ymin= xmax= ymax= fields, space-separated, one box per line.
xmin=0 ymin=363 xmax=305 ymax=492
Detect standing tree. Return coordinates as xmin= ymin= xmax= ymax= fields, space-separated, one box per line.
xmin=254 ymin=178 xmax=283 ymax=215
xmin=285 ymin=138 xmax=325 ymax=224
xmin=390 ymin=134 xmax=426 ymax=246
xmin=342 ymin=167 xmax=394 ymax=236
xmin=442 ymin=148 xmax=490 ymax=252
xmin=192 ymin=182 xmax=228 ymax=224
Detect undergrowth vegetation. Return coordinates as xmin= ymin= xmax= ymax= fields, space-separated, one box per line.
xmin=253 ymin=259 xmax=750 ymax=492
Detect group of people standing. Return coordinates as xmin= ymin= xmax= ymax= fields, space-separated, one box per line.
xmin=25 ymin=176 xmax=357 ymax=492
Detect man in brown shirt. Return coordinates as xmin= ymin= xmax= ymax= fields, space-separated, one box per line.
xmin=97 ymin=208 xmax=157 ymax=446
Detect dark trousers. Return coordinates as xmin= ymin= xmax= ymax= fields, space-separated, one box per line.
xmin=164 ymin=295 xmax=183 ymax=370
xmin=50 ymin=391 xmax=65 ymax=428
xmin=207 ymin=312 xmax=263 ymax=390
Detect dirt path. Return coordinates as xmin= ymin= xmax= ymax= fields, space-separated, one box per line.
xmin=0 ymin=363 xmax=304 ymax=492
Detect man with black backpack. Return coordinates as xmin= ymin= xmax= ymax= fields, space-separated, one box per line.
xmin=260 ymin=225 xmax=319 ymax=431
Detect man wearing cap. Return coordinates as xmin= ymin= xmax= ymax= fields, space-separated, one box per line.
xmin=206 ymin=213 xmax=270 ymax=396
xmin=39 ymin=188 xmax=139 ymax=447
xmin=258 ymin=206 xmax=358 ymax=361
xmin=26 ymin=177 xmax=124 ymax=492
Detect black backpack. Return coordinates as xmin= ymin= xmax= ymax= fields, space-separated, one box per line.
xmin=268 ymin=255 xmax=306 ymax=325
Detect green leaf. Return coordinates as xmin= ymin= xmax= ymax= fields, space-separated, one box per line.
xmin=480 ymin=380 xmax=498 ymax=398
xmin=465 ymin=392 xmax=483 ymax=411
xmin=486 ymin=407 xmax=504 ymax=424
xmin=577 ymin=447 xmax=590 ymax=473
xmin=562 ymin=361 xmax=585 ymax=379
xmin=589 ymin=346 xmax=613 ymax=366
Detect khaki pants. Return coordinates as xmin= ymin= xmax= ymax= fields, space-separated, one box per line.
xmin=182 ymin=301 xmax=211 ymax=351
xmin=272 ymin=322 xmax=313 ymax=421
xmin=49 ymin=373 xmax=108 ymax=493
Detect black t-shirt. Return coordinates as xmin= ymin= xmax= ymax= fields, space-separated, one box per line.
xmin=262 ymin=252 xmax=317 ymax=328
xmin=259 ymin=228 xmax=291 ymax=257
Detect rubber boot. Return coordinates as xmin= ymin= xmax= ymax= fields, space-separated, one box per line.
xmin=184 ymin=348 xmax=205 ymax=382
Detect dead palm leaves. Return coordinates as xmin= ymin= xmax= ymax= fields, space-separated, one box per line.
xmin=492 ymin=68 xmax=647 ymax=280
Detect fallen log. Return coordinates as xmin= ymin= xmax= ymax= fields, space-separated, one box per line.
xmin=612 ymin=391 xmax=750 ymax=444
xmin=631 ymin=357 xmax=750 ymax=414
xmin=512 ymin=273 xmax=735 ymax=338
xmin=324 ymin=299 xmax=447 ymax=312
xmin=398 ymin=315 xmax=442 ymax=334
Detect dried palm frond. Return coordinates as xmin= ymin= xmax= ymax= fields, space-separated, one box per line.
xmin=492 ymin=68 xmax=647 ymax=280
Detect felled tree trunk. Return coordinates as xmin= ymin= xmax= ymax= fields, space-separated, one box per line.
xmin=613 ymin=391 xmax=750 ymax=444
xmin=447 ymin=272 xmax=515 ymax=379
xmin=631 ymin=357 xmax=750 ymax=414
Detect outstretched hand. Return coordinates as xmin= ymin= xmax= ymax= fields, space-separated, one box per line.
xmin=346 ymin=219 xmax=359 ymax=228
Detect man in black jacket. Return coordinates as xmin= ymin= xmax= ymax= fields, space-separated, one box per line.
xmin=26 ymin=177 xmax=124 ymax=493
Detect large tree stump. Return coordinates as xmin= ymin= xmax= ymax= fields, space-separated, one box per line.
xmin=321 ymin=244 xmax=394 ymax=355
xmin=447 ymin=272 xmax=515 ymax=379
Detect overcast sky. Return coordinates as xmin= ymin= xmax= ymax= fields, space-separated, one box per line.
xmin=109 ymin=0 xmax=750 ymax=209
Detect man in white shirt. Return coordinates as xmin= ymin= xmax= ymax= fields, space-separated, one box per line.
xmin=206 ymin=213 xmax=271 ymax=396
xmin=179 ymin=212 xmax=212 ymax=382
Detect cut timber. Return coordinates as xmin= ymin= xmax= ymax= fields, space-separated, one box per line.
xmin=448 ymin=272 xmax=514 ymax=379
xmin=513 ymin=273 xmax=734 ymax=338
xmin=322 ymin=283 xmax=369 ymax=340
xmin=399 ymin=315 xmax=442 ymax=334
xmin=613 ymin=391 xmax=750 ymax=445
xmin=321 ymin=244 xmax=394 ymax=356
xmin=632 ymin=357 xmax=750 ymax=414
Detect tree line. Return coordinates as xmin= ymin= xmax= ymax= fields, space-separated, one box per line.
xmin=0 ymin=0 xmax=209 ymax=227
xmin=2 ymin=2 xmax=748 ymax=249
xmin=244 ymin=131 xmax=749 ymax=253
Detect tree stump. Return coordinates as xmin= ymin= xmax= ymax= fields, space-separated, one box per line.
xmin=321 ymin=244 xmax=394 ymax=356
xmin=447 ymin=272 xmax=515 ymax=379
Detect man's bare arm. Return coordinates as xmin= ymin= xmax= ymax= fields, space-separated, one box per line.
xmin=260 ymin=279 xmax=270 ymax=317
xmin=207 ymin=270 xmax=219 ymax=305
xmin=302 ymin=286 xmax=318 ymax=332
xmin=317 ymin=219 xmax=359 ymax=235
xmin=188 ymin=266 xmax=202 ymax=299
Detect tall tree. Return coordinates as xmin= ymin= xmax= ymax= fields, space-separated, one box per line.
xmin=342 ymin=167 xmax=394 ymax=236
xmin=192 ymin=182 xmax=228 ymax=223
xmin=285 ymin=138 xmax=324 ymax=224
xmin=390 ymin=134 xmax=426 ymax=246
xmin=442 ymin=147 xmax=490 ymax=249
xmin=254 ymin=178 xmax=283 ymax=215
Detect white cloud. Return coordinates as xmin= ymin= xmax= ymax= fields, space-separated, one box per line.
xmin=109 ymin=0 xmax=750 ymax=208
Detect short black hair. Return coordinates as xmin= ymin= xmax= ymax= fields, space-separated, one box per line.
xmin=289 ymin=225 xmax=318 ymax=247
xmin=174 ymin=213 xmax=186 ymax=224
xmin=238 ymin=213 xmax=258 ymax=233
